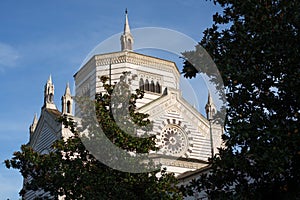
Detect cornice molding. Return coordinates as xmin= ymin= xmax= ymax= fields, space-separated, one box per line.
xmin=154 ymin=156 xmax=208 ymax=169
xmin=94 ymin=51 xmax=179 ymax=74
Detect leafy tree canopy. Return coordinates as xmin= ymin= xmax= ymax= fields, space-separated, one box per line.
xmin=182 ymin=0 xmax=300 ymax=199
xmin=5 ymin=76 xmax=184 ymax=200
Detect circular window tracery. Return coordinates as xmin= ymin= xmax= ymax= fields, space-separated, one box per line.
xmin=159 ymin=125 xmax=188 ymax=157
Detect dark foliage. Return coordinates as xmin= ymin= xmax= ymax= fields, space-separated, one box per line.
xmin=182 ymin=0 xmax=300 ymax=199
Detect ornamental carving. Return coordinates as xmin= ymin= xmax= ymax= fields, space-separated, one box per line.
xmin=94 ymin=52 xmax=177 ymax=73
xmin=159 ymin=125 xmax=188 ymax=157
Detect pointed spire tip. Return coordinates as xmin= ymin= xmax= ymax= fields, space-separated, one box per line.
xmin=48 ymin=74 xmax=52 ymax=83
xmin=121 ymin=8 xmax=133 ymax=51
xmin=64 ymin=82 xmax=71 ymax=95
xmin=33 ymin=113 xmax=38 ymax=123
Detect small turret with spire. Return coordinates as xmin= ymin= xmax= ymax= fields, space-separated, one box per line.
xmin=120 ymin=8 xmax=134 ymax=51
xmin=205 ymin=91 xmax=217 ymax=157
xmin=44 ymin=75 xmax=57 ymax=109
xmin=61 ymin=82 xmax=73 ymax=115
xmin=205 ymin=91 xmax=217 ymax=120
xmin=29 ymin=113 xmax=38 ymax=134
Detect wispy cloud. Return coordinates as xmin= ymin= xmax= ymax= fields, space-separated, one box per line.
xmin=0 ymin=42 xmax=20 ymax=72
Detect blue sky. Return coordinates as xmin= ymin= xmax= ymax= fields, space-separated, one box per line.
xmin=0 ymin=1 xmax=221 ymax=199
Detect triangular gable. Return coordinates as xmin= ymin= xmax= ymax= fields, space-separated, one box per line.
xmin=29 ymin=108 xmax=63 ymax=153
xmin=138 ymin=88 xmax=213 ymax=161
xmin=138 ymin=88 xmax=210 ymax=134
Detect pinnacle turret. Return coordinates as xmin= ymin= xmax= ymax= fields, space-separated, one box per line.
xmin=120 ymin=9 xmax=134 ymax=51
xmin=61 ymin=82 xmax=73 ymax=115
xmin=44 ymin=75 xmax=57 ymax=109
xmin=205 ymin=91 xmax=217 ymax=120
xmin=29 ymin=113 xmax=38 ymax=134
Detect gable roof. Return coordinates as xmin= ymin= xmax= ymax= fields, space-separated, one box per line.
xmin=138 ymin=87 xmax=209 ymax=127
xmin=46 ymin=108 xmax=62 ymax=118
xmin=28 ymin=107 xmax=63 ymax=151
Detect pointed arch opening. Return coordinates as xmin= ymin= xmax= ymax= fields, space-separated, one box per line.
xmin=145 ymin=79 xmax=149 ymax=91
xmin=49 ymin=93 xmax=53 ymax=103
xmin=127 ymin=39 xmax=132 ymax=50
xmin=139 ymin=78 xmax=144 ymax=91
xmin=155 ymin=82 xmax=161 ymax=94
xmin=67 ymin=101 xmax=71 ymax=114
xmin=150 ymin=80 xmax=155 ymax=92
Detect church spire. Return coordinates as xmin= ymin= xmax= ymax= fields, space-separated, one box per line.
xmin=44 ymin=75 xmax=57 ymax=109
xmin=205 ymin=91 xmax=216 ymax=120
xmin=61 ymin=82 xmax=73 ymax=115
xmin=124 ymin=8 xmax=131 ymax=34
xmin=120 ymin=9 xmax=134 ymax=51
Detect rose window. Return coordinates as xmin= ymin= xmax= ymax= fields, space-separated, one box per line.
xmin=160 ymin=125 xmax=188 ymax=156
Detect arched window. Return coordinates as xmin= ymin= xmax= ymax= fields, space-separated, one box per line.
xmin=139 ymin=78 xmax=144 ymax=91
xmin=155 ymin=82 xmax=161 ymax=93
xmin=212 ymin=108 xmax=216 ymax=115
xmin=145 ymin=79 xmax=149 ymax=91
xmin=67 ymin=101 xmax=71 ymax=113
xmin=49 ymin=93 xmax=53 ymax=102
xmin=127 ymin=39 xmax=132 ymax=50
xmin=150 ymin=81 xmax=155 ymax=92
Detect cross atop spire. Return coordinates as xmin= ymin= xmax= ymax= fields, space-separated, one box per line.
xmin=120 ymin=9 xmax=134 ymax=51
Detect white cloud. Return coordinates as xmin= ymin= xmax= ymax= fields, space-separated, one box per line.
xmin=0 ymin=42 xmax=20 ymax=71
